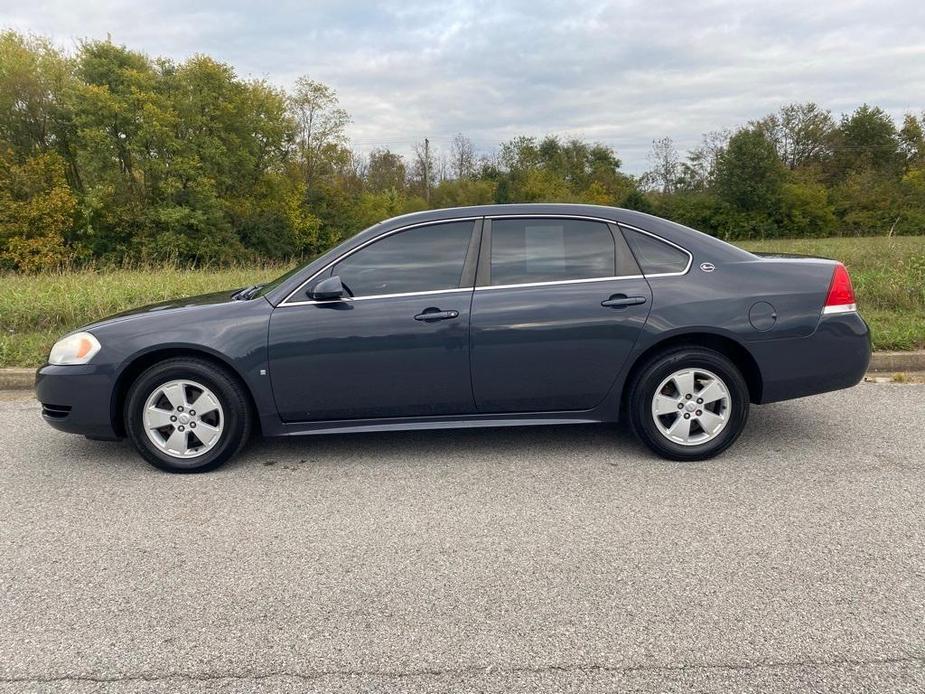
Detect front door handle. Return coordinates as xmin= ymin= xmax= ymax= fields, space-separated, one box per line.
xmin=414 ymin=308 xmax=460 ymax=322
xmin=601 ymin=295 xmax=647 ymax=308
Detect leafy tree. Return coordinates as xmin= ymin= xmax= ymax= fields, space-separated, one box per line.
xmin=753 ymin=103 xmax=835 ymax=170
xmin=63 ymin=41 xmax=299 ymax=262
xmin=431 ymin=178 xmax=495 ymax=208
xmin=621 ymin=188 xmax=656 ymax=214
xmin=2 ymin=28 xmax=924 ymax=271
xmin=714 ymin=128 xmax=786 ymax=215
xmin=490 ymin=135 xmax=630 ymax=204
xmin=898 ymin=165 xmax=925 ymax=234
xmin=0 ymin=145 xmax=77 ymax=270
xmin=831 ymin=104 xmax=904 ymax=179
xmin=831 ymin=169 xmax=903 ymax=235
xmin=289 ymin=77 xmax=350 ymax=193
xmin=779 ymin=179 xmax=836 ymax=237
xmin=449 ymin=133 xmax=476 ymax=179
xmin=679 ymin=130 xmax=730 ymax=191
xmin=0 ymin=32 xmax=73 ymax=156
xmin=516 ymin=168 xmax=571 ymax=202
xmin=653 ymin=190 xmax=719 ymax=233
xmin=409 ymin=138 xmax=437 ymax=201
xmin=643 ymin=137 xmax=681 ymax=193
xmin=366 ymin=148 xmax=406 ymax=193
xmin=353 ymin=189 xmax=407 ymax=229
xmin=899 ymin=113 xmax=925 ymax=167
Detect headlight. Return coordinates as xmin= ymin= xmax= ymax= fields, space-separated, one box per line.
xmin=48 ymin=332 xmax=101 ymax=365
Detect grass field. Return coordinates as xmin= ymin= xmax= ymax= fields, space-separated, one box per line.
xmin=1 ymin=236 xmax=923 ymax=367
xmin=0 ymin=265 xmax=287 ymax=368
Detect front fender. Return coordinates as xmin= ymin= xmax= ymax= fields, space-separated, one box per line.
xmin=92 ymin=299 xmax=278 ymax=434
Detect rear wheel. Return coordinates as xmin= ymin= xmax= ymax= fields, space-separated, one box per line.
xmin=125 ymin=358 xmax=251 ymax=473
xmin=627 ymin=347 xmax=749 ymax=461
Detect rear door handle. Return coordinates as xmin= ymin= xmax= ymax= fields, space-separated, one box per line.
xmin=414 ymin=308 xmax=459 ymax=322
xmin=601 ymin=295 xmax=647 ymax=308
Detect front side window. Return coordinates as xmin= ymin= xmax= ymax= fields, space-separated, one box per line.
xmin=489 ymin=218 xmax=615 ymax=286
xmin=334 ymin=221 xmax=474 ymax=297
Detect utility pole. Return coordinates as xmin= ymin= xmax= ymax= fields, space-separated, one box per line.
xmin=424 ymin=138 xmax=430 ymax=203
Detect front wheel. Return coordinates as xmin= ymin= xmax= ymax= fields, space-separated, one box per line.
xmin=627 ymin=347 xmax=749 ymax=461
xmin=125 ymin=358 xmax=252 ymax=473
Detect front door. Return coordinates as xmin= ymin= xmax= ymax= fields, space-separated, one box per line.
xmin=268 ymin=220 xmax=480 ymax=421
xmin=470 ymin=217 xmax=651 ymax=413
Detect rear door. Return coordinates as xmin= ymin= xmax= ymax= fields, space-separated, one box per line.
xmin=470 ymin=216 xmax=651 ymax=413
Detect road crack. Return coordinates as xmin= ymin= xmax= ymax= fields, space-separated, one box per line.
xmin=3 ymin=654 xmax=924 ymax=685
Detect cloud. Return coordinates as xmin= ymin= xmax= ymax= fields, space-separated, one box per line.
xmin=3 ymin=0 xmax=923 ymax=172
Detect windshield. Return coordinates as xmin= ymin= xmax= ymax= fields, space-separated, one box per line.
xmin=254 ymin=222 xmax=384 ymax=299
xmin=253 ymin=262 xmax=308 ymax=298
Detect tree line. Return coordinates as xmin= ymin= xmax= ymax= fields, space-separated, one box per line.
xmin=1 ymin=30 xmax=923 ymax=271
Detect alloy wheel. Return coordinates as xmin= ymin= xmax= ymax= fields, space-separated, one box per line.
xmin=142 ymin=379 xmax=224 ymax=459
xmin=651 ymin=368 xmax=731 ymax=446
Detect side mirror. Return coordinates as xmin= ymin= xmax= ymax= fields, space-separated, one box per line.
xmin=310 ymin=275 xmax=347 ymax=301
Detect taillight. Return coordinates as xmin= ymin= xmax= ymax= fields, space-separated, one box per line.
xmin=822 ymin=263 xmax=856 ymax=315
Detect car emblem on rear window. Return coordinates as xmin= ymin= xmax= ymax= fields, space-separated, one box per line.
xmin=700 ymin=262 xmax=716 ymax=273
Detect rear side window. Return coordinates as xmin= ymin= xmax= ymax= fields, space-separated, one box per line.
xmin=334 ymin=221 xmax=474 ymax=297
xmin=489 ymin=218 xmax=615 ymax=286
xmin=621 ymin=227 xmax=690 ymax=275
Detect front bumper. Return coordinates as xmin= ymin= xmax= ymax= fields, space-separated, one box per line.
xmin=750 ymin=312 xmax=871 ymax=404
xmin=35 ymin=363 xmax=121 ymax=440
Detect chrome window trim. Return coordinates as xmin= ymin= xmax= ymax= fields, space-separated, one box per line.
xmin=474 ymin=275 xmax=645 ymax=292
xmin=618 ymin=222 xmax=693 ymax=278
xmin=280 ymin=216 xmax=481 ymax=306
xmin=284 ymin=276 xmax=650 ymax=305
xmin=282 ymin=287 xmax=472 ymax=307
xmin=486 ymin=213 xmax=621 ymax=223
xmin=278 ymin=213 xmax=693 ymax=307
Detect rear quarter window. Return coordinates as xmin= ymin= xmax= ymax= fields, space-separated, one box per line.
xmin=621 ymin=227 xmax=690 ymax=275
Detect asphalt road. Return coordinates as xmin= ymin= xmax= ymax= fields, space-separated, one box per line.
xmin=1 ymin=383 xmax=923 ymax=693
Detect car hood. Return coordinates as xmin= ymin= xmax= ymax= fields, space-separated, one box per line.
xmin=81 ymin=289 xmax=248 ymax=331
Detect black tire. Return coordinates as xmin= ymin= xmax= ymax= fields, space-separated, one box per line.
xmin=124 ymin=357 xmax=252 ymax=473
xmin=626 ymin=347 xmax=749 ymax=461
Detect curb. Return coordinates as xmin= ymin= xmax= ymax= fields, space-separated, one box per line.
xmin=3 ymin=351 xmax=924 ymax=390
xmin=867 ymin=351 xmax=925 ymax=373
xmin=0 ymin=368 xmax=34 ymax=390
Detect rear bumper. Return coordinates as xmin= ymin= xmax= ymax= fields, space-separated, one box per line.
xmin=750 ymin=312 xmax=871 ymax=404
xmin=34 ymin=364 xmax=121 ymax=440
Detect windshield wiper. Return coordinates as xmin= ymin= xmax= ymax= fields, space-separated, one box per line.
xmin=233 ymin=284 xmax=263 ymax=300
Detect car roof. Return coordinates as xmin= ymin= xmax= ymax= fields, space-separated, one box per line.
xmin=376 ymin=203 xmax=751 ymax=258
xmin=379 ymin=203 xmax=635 ymax=227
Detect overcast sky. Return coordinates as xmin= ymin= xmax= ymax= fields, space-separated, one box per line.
xmin=2 ymin=0 xmax=924 ymax=173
